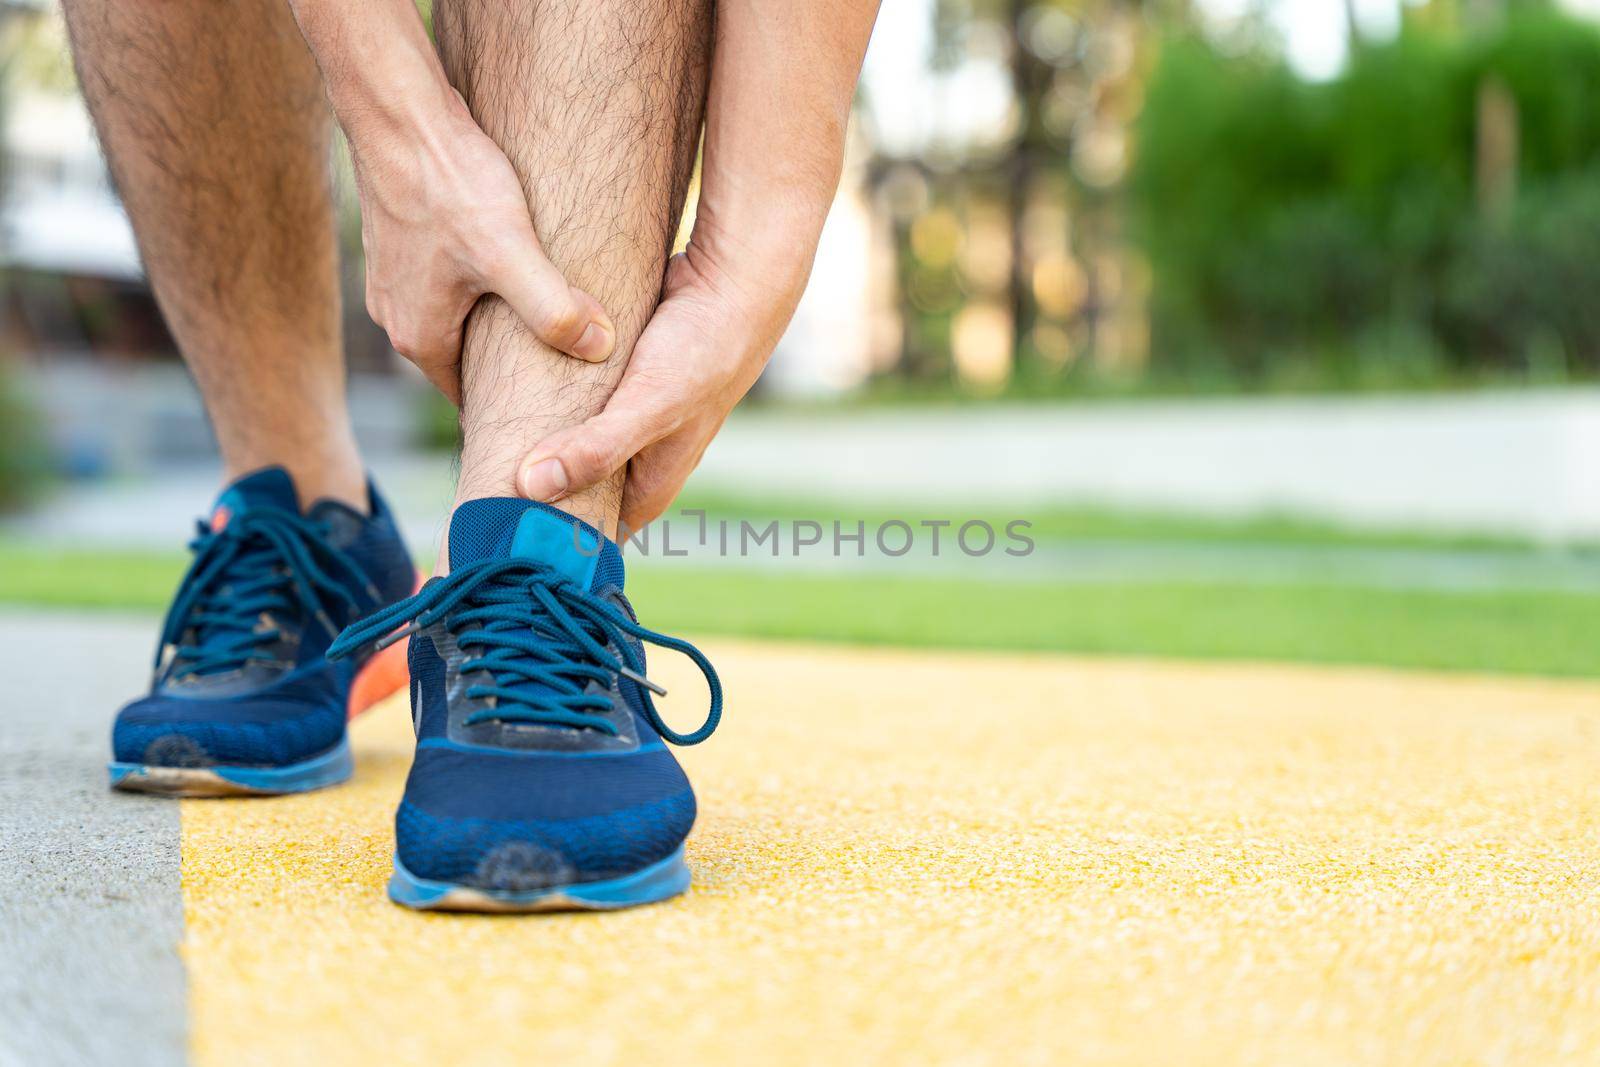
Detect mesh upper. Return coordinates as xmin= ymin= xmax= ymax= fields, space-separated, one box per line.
xmin=318 ymin=487 xmax=418 ymax=609
xmin=113 ymin=675 xmax=346 ymax=766
xmin=446 ymin=497 xmax=625 ymax=593
xmin=404 ymin=743 xmax=692 ymax=821
xmin=395 ymin=790 xmax=696 ymax=887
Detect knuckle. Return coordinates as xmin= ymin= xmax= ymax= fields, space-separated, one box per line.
xmin=474 ymin=242 xmax=509 ymax=280
xmin=538 ymin=301 xmax=586 ymax=345
xmin=388 ymin=327 xmax=420 ymax=359
xmin=626 ymin=485 xmax=672 ymax=529
xmin=572 ymin=434 xmax=623 ymax=476
xmin=647 ymin=401 xmax=685 ymax=436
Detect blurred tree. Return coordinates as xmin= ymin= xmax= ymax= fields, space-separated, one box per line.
xmin=869 ymin=0 xmax=1154 ymax=393
xmin=1007 ymin=0 xmax=1043 ymax=375
xmin=0 ymin=22 xmax=49 ymax=504
xmin=1132 ymin=4 xmax=1600 ymax=388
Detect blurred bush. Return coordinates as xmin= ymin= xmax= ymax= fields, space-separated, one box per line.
xmin=0 ymin=358 xmax=50 ymax=509
xmin=418 ymin=387 xmax=461 ymax=451
xmin=1133 ymin=7 xmax=1600 ymax=388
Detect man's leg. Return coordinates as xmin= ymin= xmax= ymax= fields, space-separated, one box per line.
xmin=61 ymin=0 xmax=365 ymax=509
xmin=69 ymin=1 xmax=419 ymax=796
xmin=433 ymin=0 xmax=711 ymax=535
xmin=343 ymin=0 xmax=717 ymax=911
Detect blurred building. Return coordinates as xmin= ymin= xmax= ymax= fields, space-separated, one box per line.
xmin=0 ymin=0 xmax=881 ymax=404
xmin=0 ymin=0 xmax=161 ymax=358
xmin=0 ymin=1 xmax=417 ymax=473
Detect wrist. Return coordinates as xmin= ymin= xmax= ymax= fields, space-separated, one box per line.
xmin=329 ymin=48 xmax=459 ymax=148
xmin=290 ymin=0 xmax=458 ymax=148
xmin=688 ymin=196 xmax=829 ymax=308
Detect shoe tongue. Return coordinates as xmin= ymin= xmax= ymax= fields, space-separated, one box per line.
xmin=210 ymin=467 xmax=301 ymax=530
xmin=447 ymin=498 xmax=623 ymax=592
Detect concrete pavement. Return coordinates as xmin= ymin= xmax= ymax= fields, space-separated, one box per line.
xmin=695 ymin=389 xmax=1600 ymax=540
xmin=0 ymin=611 xmax=186 ymax=1067
xmin=14 ymin=382 xmax=1600 ymax=544
xmin=9 ymin=448 xmax=1600 ymax=596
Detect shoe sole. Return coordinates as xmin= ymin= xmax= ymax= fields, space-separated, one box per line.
xmin=388 ymin=845 xmax=691 ymax=913
xmin=107 ymin=736 xmax=354 ymax=797
xmin=105 ymin=640 xmax=409 ymax=799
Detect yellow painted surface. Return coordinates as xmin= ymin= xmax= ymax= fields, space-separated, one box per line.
xmin=183 ymin=641 xmax=1600 ymax=1066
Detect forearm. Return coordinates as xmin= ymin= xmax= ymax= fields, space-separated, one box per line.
xmin=283 ymin=0 xmax=617 ymax=396
xmin=692 ymin=0 xmax=881 ymax=294
xmin=284 ymin=0 xmax=458 ymax=141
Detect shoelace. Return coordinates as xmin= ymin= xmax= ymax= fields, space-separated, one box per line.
xmin=159 ymin=510 xmax=376 ymax=679
xmin=328 ymin=558 xmax=722 ymax=745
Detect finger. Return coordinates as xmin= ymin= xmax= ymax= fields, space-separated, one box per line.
xmin=619 ymin=436 xmax=709 ymax=532
xmin=369 ymin=287 xmax=466 ymax=405
xmin=386 ymin=327 xmax=462 ymax=406
xmin=487 ymin=230 xmax=616 ymax=363
xmin=619 ymin=469 xmax=677 ymax=534
xmin=417 ymin=358 xmax=462 ymax=408
xmin=516 ymin=376 xmax=672 ymax=503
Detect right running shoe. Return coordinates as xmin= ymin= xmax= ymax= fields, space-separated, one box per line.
xmin=330 ymin=497 xmax=722 ymax=912
xmin=109 ymin=467 xmax=417 ymax=797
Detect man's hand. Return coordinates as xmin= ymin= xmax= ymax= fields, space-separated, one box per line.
xmin=516 ymin=244 xmax=796 ymax=531
xmin=350 ymin=92 xmax=614 ymax=402
xmin=516 ymin=0 xmax=881 ymax=525
xmin=287 ymin=0 xmax=612 ymax=403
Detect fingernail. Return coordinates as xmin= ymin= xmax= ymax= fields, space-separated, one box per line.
xmin=572 ymin=321 xmax=613 ymax=361
xmin=520 ymin=458 xmax=568 ymax=501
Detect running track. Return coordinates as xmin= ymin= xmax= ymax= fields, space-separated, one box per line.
xmin=7 ymin=612 xmax=1600 ymax=1065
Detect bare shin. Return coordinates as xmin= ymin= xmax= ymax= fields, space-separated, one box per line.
xmin=434 ymin=0 xmax=711 ymax=535
xmin=62 ymin=0 xmax=365 ymax=509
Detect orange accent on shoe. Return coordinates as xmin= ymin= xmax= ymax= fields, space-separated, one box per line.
xmin=347 ymin=637 xmax=409 ymax=720
xmin=346 ymin=575 xmax=425 ymax=720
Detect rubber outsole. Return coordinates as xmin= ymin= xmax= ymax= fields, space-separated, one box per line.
xmin=108 ymin=737 xmax=353 ymax=798
xmin=388 ymin=845 xmax=691 ymax=913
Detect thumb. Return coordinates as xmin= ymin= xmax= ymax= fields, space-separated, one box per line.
xmin=486 ymin=225 xmax=616 ymax=363
xmin=517 ymin=377 xmax=670 ymax=503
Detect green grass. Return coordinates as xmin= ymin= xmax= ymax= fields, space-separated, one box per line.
xmin=627 ymin=568 xmax=1600 ymax=678
xmin=4 ymin=542 xmax=1598 ymax=678
xmin=1 ymin=546 xmax=193 ymax=611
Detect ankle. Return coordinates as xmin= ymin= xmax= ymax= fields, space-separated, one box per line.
xmin=294 ymin=463 xmax=370 ymax=514
xmin=451 ymin=479 xmax=620 ymax=539
xmin=223 ymin=439 xmax=369 ymax=515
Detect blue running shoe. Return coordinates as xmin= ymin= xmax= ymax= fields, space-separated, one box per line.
xmin=330 ymin=498 xmax=722 ymax=913
xmin=109 ymin=467 xmax=417 ymax=797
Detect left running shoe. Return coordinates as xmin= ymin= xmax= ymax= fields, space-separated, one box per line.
xmin=109 ymin=466 xmax=417 ymax=797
